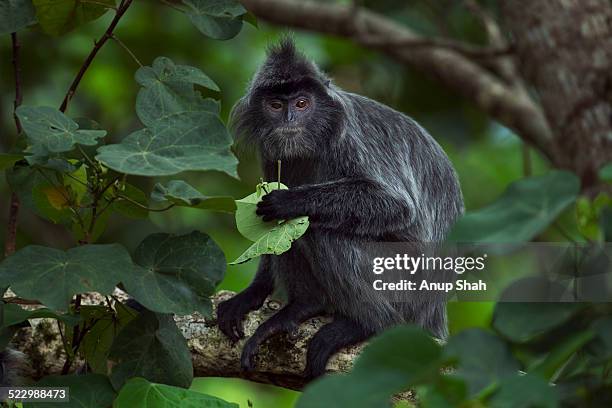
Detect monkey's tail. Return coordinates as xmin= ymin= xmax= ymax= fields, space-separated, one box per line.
xmin=0 ymin=348 xmax=32 ymax=386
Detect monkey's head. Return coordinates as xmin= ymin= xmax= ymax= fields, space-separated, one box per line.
xmin=231 ymin=38 xmax=342 ymax=160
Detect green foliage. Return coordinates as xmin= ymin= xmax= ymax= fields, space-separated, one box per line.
xmin=1 ymin=1 xmax=610 ymax=407
xmin=492 ymin=303 xmax=584 ymax=342
xmin=96 ymin=111 xmax=237 ymax=177
xmin=297 ymin=299 xmax=612 ymax=407
xmin=181 ymin=0 xmax=246 ymax=40
xmin=115 ymin=377 xmax=239 ymax=408
xmin=0 ymin=0 xmax=35 ymax=35
xmin=108 ymin=310 xmax=193 ymax=389
xmin=151 ymin=180 xmax=236 ymax=212
xmin=96 ymin=56 xmax=237 ymax=177
xmin=17 ymin=106 xmax=106 ymax=159
xmin=450 ymin=171 xmax=580 ymax=242
xmin=134 ymin=56 xmax=219 ymax=126
xmin=1 ymin=303 xmax=80 ymax=328
xmin=0 ymin=244 xmax=136 ymax=310
xmin=298 ymin=327 xmax=443 ymax=408
xmin=122 ymin=231 xmax=226 ymax=316
xmin=25 ymin=374 xmax=116 ymax=408
xmin=231 ymin=182 xmax=309 ymax=264
xmin=79 ymin=303 xmax=136 ymax=374
xmin=32 ymin=0 xmax=115 ymax=36
xmin=444 ymin=329 xmax=520 ymax=396
xmin=0 ymin=153 xmax=24 ymax=170
xmin=488 ymin=374 xmax=559 ymax=408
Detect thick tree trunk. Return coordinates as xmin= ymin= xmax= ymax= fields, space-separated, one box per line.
xmin=501 ymin=0 xmax=612 ymax=187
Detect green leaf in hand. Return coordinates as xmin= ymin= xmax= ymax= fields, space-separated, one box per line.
xmin=230 ymin=182 xmax=309 ymax=264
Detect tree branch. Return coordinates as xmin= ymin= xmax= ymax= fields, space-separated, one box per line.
xmin=9 ymin=291 xmax=414 ymax=402
xmin=240 ymin=0 xmax=554 ymax=160
xmin=4 ymin=33 xmax=24 ymax=258
xmin=59 ymin=0 xmax=133 ymax=113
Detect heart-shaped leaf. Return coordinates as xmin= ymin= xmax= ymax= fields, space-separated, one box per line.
xmin=135 ymin=57 xmax=219 ymax=126
xmin=109 ymin=310 xmax=193 ymax=389
xmin=0 ymin=244 xmax=135 ymax=311
xmin=17 ymin=106 xmax=106 ymax=157
xmin=444 ymin=329 xmax=520 ymax=396
xmin=115 ymin=378 xmax=238 ymax=408
xmin=1 ymin=303 xmax=81 ymax=328
xmin=449 ymin=171 xmax=580 ymax=243
xmin=151 ymin=180 xmax=236 ymax=212
xmin=182 ymin=0 xmax=246 ymax=40
xmin=0 ymin=0 xmax=36 ymax=35
xmin=32 ymin=0 xmax=115 ymax=36
xmin=96 ymin=111 xmax=237 ymax=177
xmin=122 ymin=231 xmax=226 ymax=316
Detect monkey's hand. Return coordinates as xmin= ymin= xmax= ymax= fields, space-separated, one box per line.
xmin=217 ymin=291 xmax=265 ymax=343
xmin=256 ymin=189 xmax=306 ymax=222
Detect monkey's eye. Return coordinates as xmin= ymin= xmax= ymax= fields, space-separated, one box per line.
xmin=269 ymin=100 xmax=283 ymax=111
xmin=295 ymin=98 xmax=310 ymax=110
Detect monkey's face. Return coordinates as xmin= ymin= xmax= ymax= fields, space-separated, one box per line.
xmin=244 ymin=84 xmax=340 ymax=160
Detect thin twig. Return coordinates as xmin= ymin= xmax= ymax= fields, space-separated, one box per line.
xmin=59 ymin=0 xmax=134 ymax=113
xmin=4 ymin=33 xmax=24 ymax=258
xmin=110 ymin=33 xmax=143 ymax=67
xmin=81 ymin=0 xmax=118 ymax=10
xmin=115 ymin=194 xmax=175 ymax=212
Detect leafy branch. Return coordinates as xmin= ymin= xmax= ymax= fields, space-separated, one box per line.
xmin=59 ymin=0 xmax=134 ymax=113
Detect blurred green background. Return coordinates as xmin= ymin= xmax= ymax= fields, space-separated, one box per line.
xmin=0 ymin=1 xmax=553 ymax=407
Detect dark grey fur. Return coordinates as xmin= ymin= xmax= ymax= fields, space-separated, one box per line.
xmin=217 ymin=39 xmax=464 ymax=378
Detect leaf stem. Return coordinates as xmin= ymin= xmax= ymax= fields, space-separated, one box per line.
xmin=81 ymin=0 xmax=118 ymax=10
xmin=59 ymin=0 xmax=134 ymax=113
xmin=277 ymin=159 xmax=281 ymax=189
xmin=77 ymin=145 xmax=97 ymax=169
xmin=110 ymin=33 xmax=143 ymax=67
xmin=115 ymin=194 xmax=175 ymax=212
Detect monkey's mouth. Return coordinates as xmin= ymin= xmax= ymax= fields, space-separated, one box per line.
xmin=273 ymin=126 xmax=305 ymax=135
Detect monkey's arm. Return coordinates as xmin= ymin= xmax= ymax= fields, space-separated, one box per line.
xmin=217 ymin=256 xmax=274 ymax=342
xmin=256 ymin=178 xmax=415 ymax=237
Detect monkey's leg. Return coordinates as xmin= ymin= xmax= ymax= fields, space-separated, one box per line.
xmin=217 ymin=256 xmax=274 ymax=342
xmin=304 ymin=317 xmax=374 ymax=379
xmin=241 ymin=301 xmax=323 ymax=371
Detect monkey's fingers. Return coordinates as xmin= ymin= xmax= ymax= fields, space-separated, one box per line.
xmin=217 ymin=301 xmax=246 ymax=343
